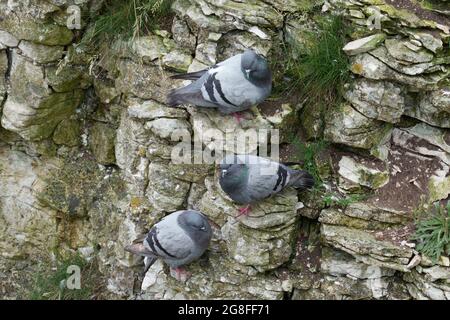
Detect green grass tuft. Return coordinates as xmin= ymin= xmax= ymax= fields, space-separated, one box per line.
xmin=81 ymin=0 xmax=173 ymax=46
xmin=290 ymin=139 xmax=328 ymax=186
xmin=28 ymin=254 xmax=100 ymax=300
xmin=412 ymin=202 xmax=450 ymax=262
xmin=283 ymin=15 xmax=350 ymax=100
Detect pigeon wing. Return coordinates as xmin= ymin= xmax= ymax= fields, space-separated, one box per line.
xmin=242 ymin=156 xmax=291 ymax=200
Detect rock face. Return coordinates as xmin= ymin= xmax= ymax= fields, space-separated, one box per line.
xmin=0 ymin=0 xmax=449 ymax=300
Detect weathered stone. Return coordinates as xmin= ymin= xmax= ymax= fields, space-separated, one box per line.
xmin=0 ymin=149 xmax=59 ymax=260
xmin=344 ymin=79 xmax=404 ymax=123
xmin=93 ymin=79 xmax=120 ymax=104
xmin=37 ymin=158 xmax=106 ymax=217
xmin=338 ymin=155 xmax=389 ymax=189
xmin=321 ymin=224 xmax=414 ymax=272
xmin=18 ymin=41 xmax=64 ymax=64
xmin=385 ymin=39 xmax=434 ymax=64
xmin=408 ymin=31 xmax=443 ymax=53
xmin=404 ymin=270 xmax=449 ymax=300
xmin=200 ymin=176 xmax=299 ymax=272
xmin=319 ymin=202 xmax=411 ymax=231
xmin=321 ymin=247 xmax=395 ymax=279
xmin=89 ymin=123 xmax=116 ymax=165
xmin=1 ymin=47 xmax=82 ymax=137
xmin=350 ymin=53 xmax=448 ymax=90
xmin=369 ymin=46 xmax=441 ymax=76
xmin=171 ymin=17 xmax=197 ymax=53
xmin=115 ymin=59 xmax=172 ymax=103
xmin=145 ymin=118 xmax=191 ymax=140
xmin=46 ymin=64 xmax=91 ymax=92
xmin=128 ymin=100 xmax=188 ymax=120
xmin=52 ymin=119 xmax=80 ymax=147
xmin=404 ymin=88 xmax=450 ymax=128
xmin=0 ymin=30 xmax=19 ymax=47
xmin=162 ymin=50 xmax=193 ymax=72
xmin=146 ymin=162 xmax=191 ymax=212
xmin=2 ymin=90 xmax=83 ymax=141
xmin=129 ymin=35 xmax=168 ymax=63
xmin=324 ymin=102 xmax=392 ymax=150
xmin=0 ymin=13 xmax=73 ymax=46
xmin=343 ymin=33 xmax=386 ymax=55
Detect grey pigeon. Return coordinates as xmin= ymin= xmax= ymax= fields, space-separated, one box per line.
xmin=167 ymin=49 xmax=272 ymax=117
xmin=125 ymin=210 xmax=212 ymax=280
xmin=219 ymin=154 xmax=315 ymax=216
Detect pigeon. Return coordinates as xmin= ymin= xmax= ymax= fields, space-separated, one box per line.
xmin=219 ymin=154 xmax=315 ymax=216
xmin=167 ymin=49 xmax=272 ymax=121
xmin=125 ymin=210 xmax=212 ymax=280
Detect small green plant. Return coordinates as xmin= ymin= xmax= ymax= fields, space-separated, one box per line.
xmin=28 ymin=254 xmax=100 ymax=300
xmin=81 ymin=0 xmax=173 ymax=46
xmin=283 ymin=15 xmax=350 ymax=102
xmin=290 ymin=139 xmax=328 ymax=186
xmin=412 ymin=202 xmax=450 ymax=262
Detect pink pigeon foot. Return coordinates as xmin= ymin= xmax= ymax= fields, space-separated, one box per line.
xmin=170 ymin=267 xmax=191 ymax=282
xmin=236 ymin=204 xmax=252 ymax=218
xmin=232 ymin=112 xmax=245 ymax=124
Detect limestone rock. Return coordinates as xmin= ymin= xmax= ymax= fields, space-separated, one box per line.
xmin=46 ymin=64 xmax=91 ymax=92
xmin=405 ymin=88 xmax=450 ymax=128
xmin=321 ymin=224 xmax=414 ymax=272
xmin=145 ymin=118 xmax=191 ymax=140
xmin=38 ymin=158 xmax=105 ymax=217
xmin=18 ymin=41 xmax=64 ymax=64
xmin=115 ymin=59 xmax=172 ymax=103
xmin=200 ymin=176 xmax=299 ymax=272
xmin=323 ymin=201 xmax=411 ymax=228
xmin=128 ymin=100 xmax=188 ymax=120
xmin=369 ymin=46 xmax=440 ymax=76
xmin=89 ymin=123 xmax=116 ymax=165
xmin=344 ymin=79 xmax=404 ymax=123
xmin=0 ymin=13 xmax=73 ymax=46
xmin=52 ymin=119 xmax=81 ymax=147
xmin=162 ymin=50 xmax=193 ymax=72
xmin=350 ymin=53 xmax=447 ymax=91
xmin=385 ymin=39 xmax=434 ymax=64
xmin=0 ymin=30 xmax=19 ymax=47
xmin=0 ymin=149 xmax=59 ymax=260
xmin=343 ymin=33 xmax=386 ymax=55
xmin=338 ymin=155 xmax=389 ymax=190
xmin=404 ymin=270 xmax=449 ymax=300
xmin=324 ymin=102 xmax=392 ymax=150
xmin=171 ymin=17 xmax=196 ymax=53
xmin=146 ymin=162 xmax=191 ymax=212
xmin=1 ymin=51 xmax=83 ymax=140
xmin=408 ymin=31 xmax=443 ymax=53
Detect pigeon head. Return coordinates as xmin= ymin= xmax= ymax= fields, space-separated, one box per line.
xmin=178 ymin=211 xmax=212 ymax=246
xmin=219 ymin=154 xmax=244 ymax=179
xmin=241 ymin=50 xmax=272 ymax=86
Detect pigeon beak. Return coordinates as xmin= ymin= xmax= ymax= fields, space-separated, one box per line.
xmin=221 ymin=169 xmax=227 ymax=177
xmin=245 ymin=69 xmax=251 ymax=77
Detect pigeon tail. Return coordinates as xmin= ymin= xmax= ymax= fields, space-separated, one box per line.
xmin=166 ymin=89 xmax=185 ymax=107
xmin=170 ymin=69 xmax=208 ymax=80
xmin=288 ymin=170 xmax=315 ymax=190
